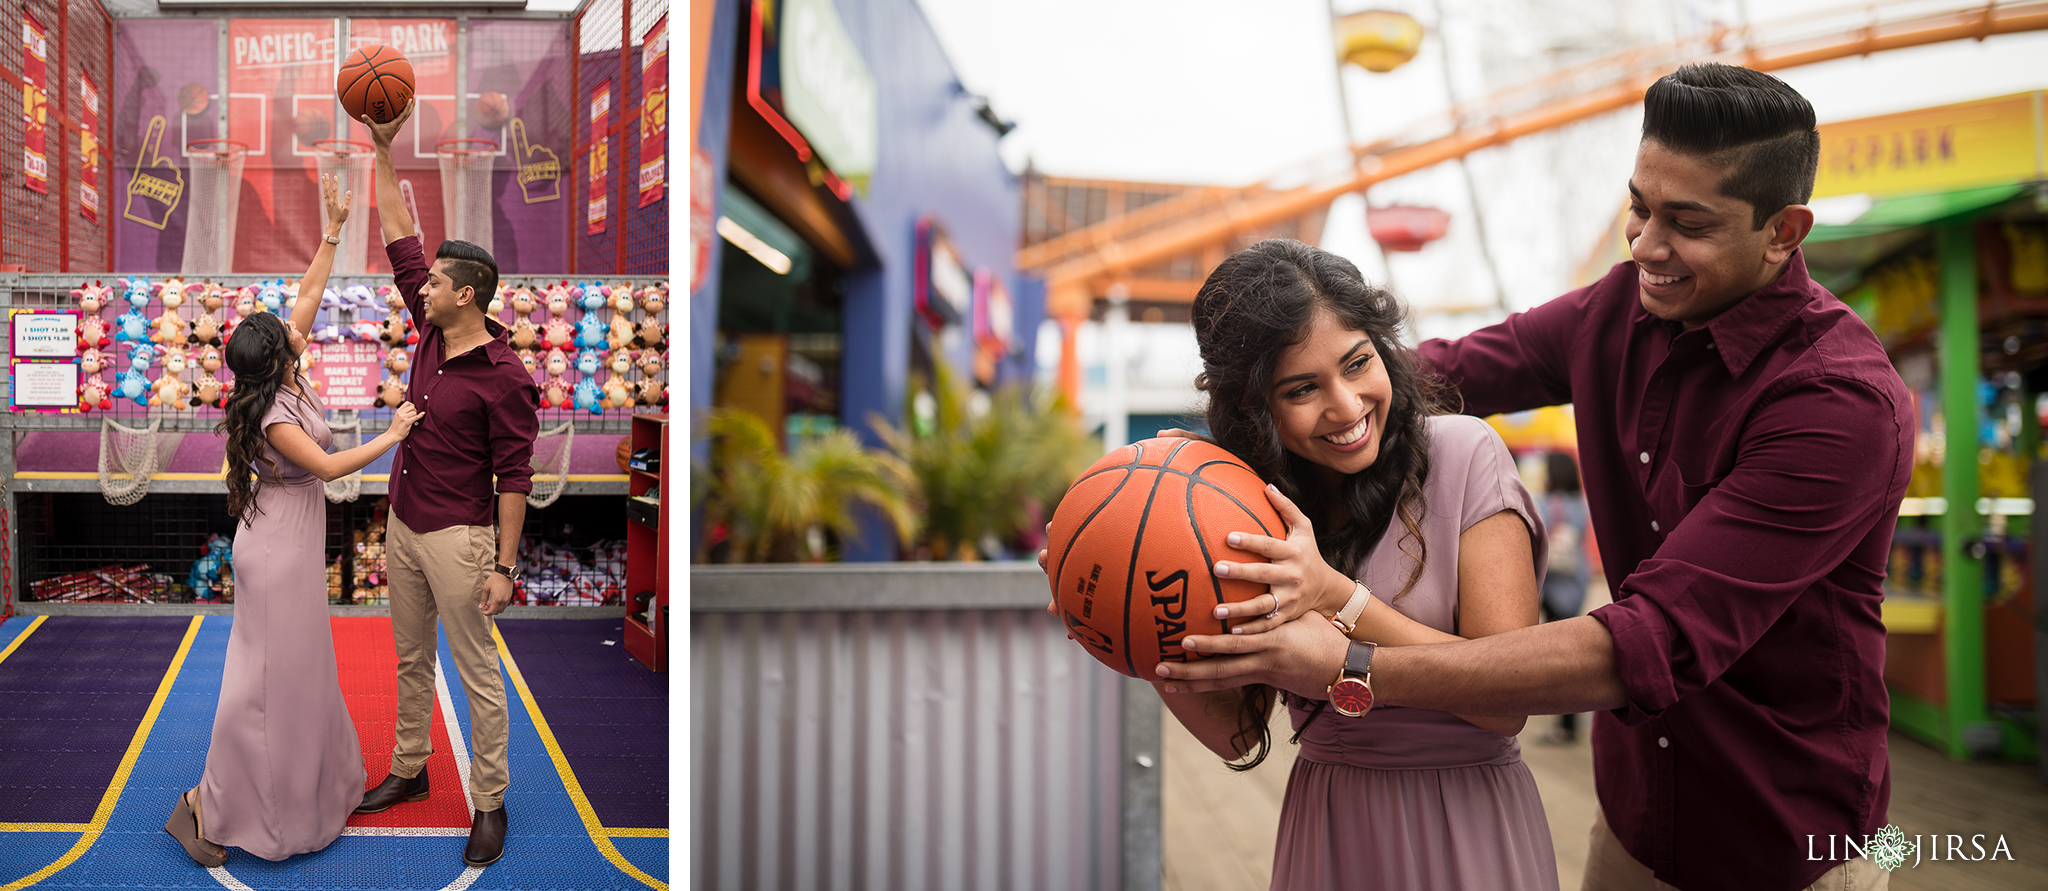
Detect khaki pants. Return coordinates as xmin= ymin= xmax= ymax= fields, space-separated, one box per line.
xmin=1584 ymin=809 xmax=1887 ymax=891
xmin=384 ymin=513 xmax=509 ymax=812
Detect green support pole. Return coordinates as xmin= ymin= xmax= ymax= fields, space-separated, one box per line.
xmin=1938 ymin=220 xmax=1987 ymax=761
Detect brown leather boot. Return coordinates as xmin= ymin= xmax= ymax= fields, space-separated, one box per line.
xmin=353 ymin=772 xmax=429 ymax=814
xmin=463 ymin=807 xmax=507 ymax=866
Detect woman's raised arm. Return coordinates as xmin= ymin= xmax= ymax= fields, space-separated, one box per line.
xmin=290 ymin=174 xmax=351 ymax=347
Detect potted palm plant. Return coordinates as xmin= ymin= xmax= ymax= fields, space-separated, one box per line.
xmin=693 ymin=407 xmax=918 ymax=563
xmin=872 ymin=355 xmax=1097 ymax=561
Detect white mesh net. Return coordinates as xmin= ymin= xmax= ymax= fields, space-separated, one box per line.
xmin=325 ymin=413 xmax=363 ymax=503
xmin=98 ymin=416 xmax=184 ymax=506
xmin=313 ymin=141 xmax=374 ymax=276
xmin=437 ymin=139 xmax=498 ymax=254
xmin=526 ymin=421 xmax=575 ymax=508
xmin=180 ymin=141 xmax=247 ymax=275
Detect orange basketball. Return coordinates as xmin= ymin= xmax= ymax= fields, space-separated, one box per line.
xmin=336 ymin=44 xmax=415 ymax=125
xmin=474 ymin=91 xmax=511 ymax=130
xmin=1046 ymin=437 xmax=1284 ymax=679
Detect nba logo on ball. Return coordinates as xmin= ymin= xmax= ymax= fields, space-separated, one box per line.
xmin=1046 ymin=438 xmax=1283 ymax=679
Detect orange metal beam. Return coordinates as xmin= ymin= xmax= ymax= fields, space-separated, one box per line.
xmin=1026 ymin=1 xmax=2048 ymax=304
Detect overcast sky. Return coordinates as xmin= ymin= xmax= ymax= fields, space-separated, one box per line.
xmin=914 ymin=0 xmax=2048 ymax=335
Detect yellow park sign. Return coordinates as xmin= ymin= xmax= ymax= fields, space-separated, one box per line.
xmin=1813 ymin=91 xmax=2045 ymax=199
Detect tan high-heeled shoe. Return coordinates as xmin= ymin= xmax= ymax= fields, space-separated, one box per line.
xmin=165 ymin=789 xmax=228 ymax=866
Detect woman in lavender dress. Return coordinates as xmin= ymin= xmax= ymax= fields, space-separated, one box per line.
xmin=164 ymin=176 xmax=421 ymax=865
xmin=1150 ymin=240 xmax=1557 ymax=889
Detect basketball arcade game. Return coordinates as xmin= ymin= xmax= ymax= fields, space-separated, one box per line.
xmin=0 ymin=2 xmax=670 ymax=610
xmin=0 ymin=3 xmax=670 ymax=888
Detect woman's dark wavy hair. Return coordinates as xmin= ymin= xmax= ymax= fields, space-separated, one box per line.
xmin=218 ymin=312 xmax=302 ymax=524
xmin=1190 ymin=238 xmax=1446 ymax=771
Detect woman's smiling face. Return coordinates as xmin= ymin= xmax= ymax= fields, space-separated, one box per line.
xmin=1268 ymin=307 xmax=1393 ymax=480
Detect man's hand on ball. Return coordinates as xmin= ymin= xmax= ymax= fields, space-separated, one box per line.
xmin=1208 ymin=484 xmax=1351 ymax=635
xmin=1157 ymin=613 xmax=1349 ymax=699
xmin=359 ymin=96 xmax=416 ymax=148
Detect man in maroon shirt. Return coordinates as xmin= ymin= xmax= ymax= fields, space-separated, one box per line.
xmin=346 ymin=100 xmax=540 ymax=869
xmin=1161 ymin=65 xmax=1910 ymax=889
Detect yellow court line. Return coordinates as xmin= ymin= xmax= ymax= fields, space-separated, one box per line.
xmin=493 ymin=626 xmax=666 ymax=890
xmin=1 ymin=616 xmax=203 ymax=891
xmin=0 ymin=615 xmax=49 ymax=665
xmin=0 ymin=824 xmax=89 ymax=833
xmin=603 ymin=828 xmax=668 ymax=838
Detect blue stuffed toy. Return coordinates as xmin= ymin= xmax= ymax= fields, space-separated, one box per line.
xmin=575 ymin=281 xmax=608 ymax=313
xmin=118 ymin=277 xmax=153 ymax=311
xmin=573 ymin=377 xmax=604 ymax=414
xmin=112 ymin=277 xmax=153 ymax=343
xmin=573 ymin=349 xmax=604 ymax=413
xmin=187 ymin=534 xmax=233 ymax=601
xmin=116 ymin=343 xmax=155 ymax=406
xmin=113 ymin=304 xmax=151 ymax=343
xmin=257 ymin=280 xmax=286 ymax=314
xmin=573 ymin=313 xmax=608 ymax=350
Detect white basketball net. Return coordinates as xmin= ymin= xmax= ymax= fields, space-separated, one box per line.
xmin=526 ymin=421 xmax=575 ymax=508
xmin=314 ymin=144 xmax=374 ymax=276
xmin=98 ymin=417 xmax=184 ymax=506
xmin=438 ymin=142 xmax=497 ymax=254
xmin=325 ymin=413 xmax=363 ymax=503
xmin=180 ymin=144 xmax=246 ymax=275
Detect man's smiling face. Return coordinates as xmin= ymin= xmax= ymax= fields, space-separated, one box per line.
xmin=1625 ymin=139 xmax=1806 ymax=329
xmin=419 ymin=260 xmax=472 ymax=329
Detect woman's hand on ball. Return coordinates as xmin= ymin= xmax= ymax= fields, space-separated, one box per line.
xmin=1039 ymin=520 xmax=1078 ymax=642
xmin=1154 ymin=427 xmax=1216 ymax=445
xmin=1210 ymin=484 xmax=1352 ymax=635
xmin=1157 ymin=612 xmax=1349 ymax=699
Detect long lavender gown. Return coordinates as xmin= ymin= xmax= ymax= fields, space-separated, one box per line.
xmin=197 ymin=379 xmax=366 ymax=860
xmin=1271 ymin=415 xmax=1560 ymax=890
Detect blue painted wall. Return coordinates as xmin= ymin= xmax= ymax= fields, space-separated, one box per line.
xmin=690 ymin=0 xmax=742 ymax=470
xmin=691 ymin=0 xmax=1035 ymax=561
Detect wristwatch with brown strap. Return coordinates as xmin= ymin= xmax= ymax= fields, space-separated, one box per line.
xmin=1329 ymin=640 xmax=1378 ymax=717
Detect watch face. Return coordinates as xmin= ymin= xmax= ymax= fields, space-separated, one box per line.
xmin=1330 ymin=677 xmax=1373 ymax=717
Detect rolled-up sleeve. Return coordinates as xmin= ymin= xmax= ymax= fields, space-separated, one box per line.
xmin=1591 ymin=374 xmax=1910 ymax=723
xmin=488 ymin=381 xmax=541 ymax=495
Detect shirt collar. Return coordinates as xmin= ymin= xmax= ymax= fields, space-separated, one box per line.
xmin=1629 ymin=250 xmax=1818 ymax=378
xmin=448 ymin=316 xmax=524 ymax=371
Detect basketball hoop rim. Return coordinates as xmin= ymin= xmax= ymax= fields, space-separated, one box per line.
xmin=184 ymin=138 xmax=249 ymax=159
xmin=435 ymin=138 xmax=499 ymax=158
xmin=309 ymin=138 xmax=374 ymax=157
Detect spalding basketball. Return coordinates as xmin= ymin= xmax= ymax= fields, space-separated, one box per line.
xmin=293 ymin=109 xmax=331 ymax=146
xmin=1047 ymin=438 xmax=1284 ymax=679
xmin=474 ymin=91 xmax=511 ymax=130
xmin=336 ymin=44 xmax=415 ymax=125
xmin=177 ymin=82 xmax=209 ymax=115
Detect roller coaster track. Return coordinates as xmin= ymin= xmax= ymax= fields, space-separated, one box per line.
xmin=1020 ymin=0 xmax=2048 ymax=318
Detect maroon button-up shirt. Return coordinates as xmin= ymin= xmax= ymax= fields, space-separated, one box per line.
xmin=1417 ymin=251 xmax=1911 ymax=891
xmin=386 ymin=235 xmax=540 ymax=534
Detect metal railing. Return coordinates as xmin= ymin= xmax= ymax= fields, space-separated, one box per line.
xmin=692 ymin=563 xmax=1162 ymax=891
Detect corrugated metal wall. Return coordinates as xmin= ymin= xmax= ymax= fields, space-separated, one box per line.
xmin=693 ymin=566 xmax=1138 ymax=891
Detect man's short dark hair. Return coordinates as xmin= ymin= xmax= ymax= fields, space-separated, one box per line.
xmin=435 ymin=240 xmax=499 ymax=314
xmin=1642 ymin=64 xmax=1819 ymax=230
